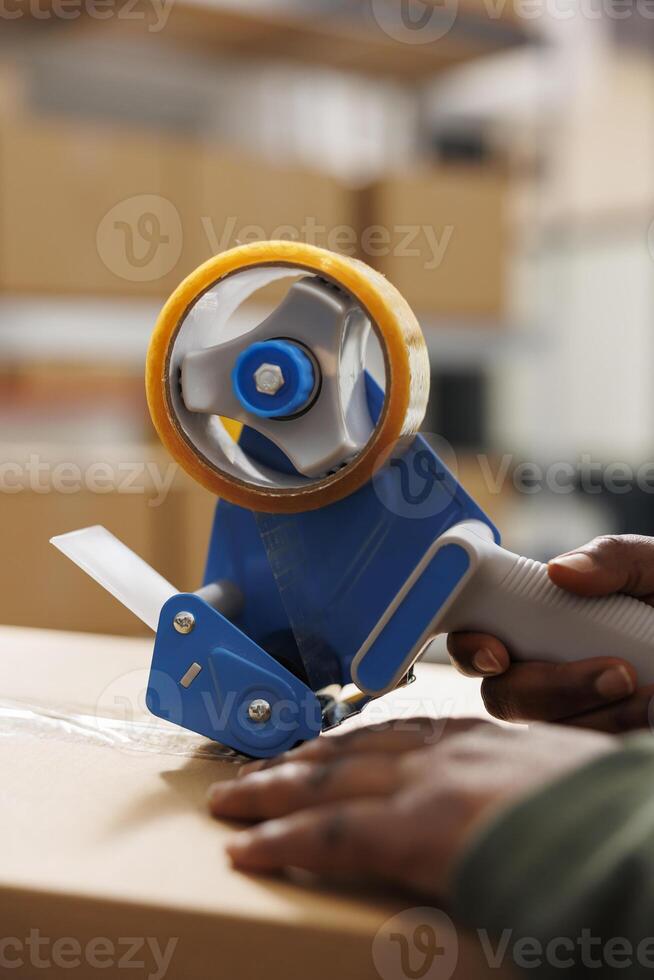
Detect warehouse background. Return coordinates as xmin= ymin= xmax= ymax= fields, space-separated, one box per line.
xmin=1 ymin=0 xmax=652 ymax=637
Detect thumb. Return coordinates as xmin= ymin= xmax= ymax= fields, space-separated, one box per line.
xmin=548 ymin=535 xmax=654 ymax=602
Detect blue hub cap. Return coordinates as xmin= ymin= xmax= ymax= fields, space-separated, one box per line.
xmin=231 ymin=339 xmax=316 ymax=419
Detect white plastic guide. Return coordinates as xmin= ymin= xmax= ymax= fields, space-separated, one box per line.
xmin=50 ymin=526 xmax=177 ymax=632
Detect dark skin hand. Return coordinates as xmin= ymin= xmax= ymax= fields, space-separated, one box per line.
xmin=209 ymin=718 xmax=613 ymax=893
xmin=448 ymin=534 xmax=654 ymax=733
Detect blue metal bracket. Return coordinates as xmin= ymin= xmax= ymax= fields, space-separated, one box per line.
xmin=147 ymin=593 xmax=321 ymax=757
xmin=352 ymin=542 xmax=471 ymax=696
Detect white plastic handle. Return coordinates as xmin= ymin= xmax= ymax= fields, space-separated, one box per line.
xmin=440 ymin=522 xmax=654 ymax=686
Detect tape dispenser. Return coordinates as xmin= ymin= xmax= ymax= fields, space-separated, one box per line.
xmin=53 ymin=242 xmax=654 ymax=757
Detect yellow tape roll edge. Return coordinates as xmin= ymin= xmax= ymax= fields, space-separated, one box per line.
xmin=146 ymin=241 xmax=429 ymax=513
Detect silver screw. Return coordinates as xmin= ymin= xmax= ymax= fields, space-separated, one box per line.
xmin=254 ymin=363 xmax=284 ymax=395
xmin=173 ymin=611 xmax=195 ymax=635
xmin=248 ymin=698 xmax=272 ymax=723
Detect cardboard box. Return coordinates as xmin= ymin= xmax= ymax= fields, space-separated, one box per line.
xmin=456 ymin=452 xmax=514 ymax=531
xmin=174 ymin=475 xmax=220 ymax=591
xmin=0 ymin=119 xmax=184 ymax=296
xmin=0 ymin=440 xmax=226 ymax=636
xmin=0 ymin=60 xmax=24 ymax=119
xmin=0 ymin=444 xmax=189 ymax=636
xmin=0 ymin=119 xmax=357 ymax=298
xmin=187 ymin=146 xmax=357 ymax=270
xmin=0 ymin=625 xmax=503 ymax=980
xmin=542 ymin=51 xmax=654 ymax=224
xmin=367 ymin=167 xmax=507 ymax=319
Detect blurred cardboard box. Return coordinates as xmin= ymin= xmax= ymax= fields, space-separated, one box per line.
xmin=0 ymin=441 xmax=221 ymax=636
xmin=0 ymin=115 xmax=502 ymax=318
xmin=0 ymin=625 xmax=503 ymax=980
xmin=0 ymin=60 xmax=24 ymax=118
xmin=457 ymin=452 xmax=513 ymax=530
xmin=175 ymin=476 xmax=219 ymax=590
xmin=543 ymin=51 xmax=654 ymax=224
xmin=0 ymin=119 xmax=184 ymax=296
xmin=0 ymin=118 xmax=357 ymax=298
xmin=0 ymin=444 xmax=189 ymax=636
xmin=367 ymin=167 xmax=507 ymax=319
xmin=184 ymin=145 xmax=358 ymax=272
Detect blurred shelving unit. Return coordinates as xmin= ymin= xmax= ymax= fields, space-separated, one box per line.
xmin=7 ymin=0 xmax=530 ymax=76
xmin=156 ymin=0 xmax=529 ymax=79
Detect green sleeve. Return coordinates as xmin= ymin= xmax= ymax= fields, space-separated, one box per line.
xmin=452 ymin=734 xmax=654 ymax=978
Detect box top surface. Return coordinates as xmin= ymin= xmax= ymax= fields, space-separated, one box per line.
xmin=0 ymin=626 xmax=487 ymax=935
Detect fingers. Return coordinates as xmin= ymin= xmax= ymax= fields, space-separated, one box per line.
xmin=549 ymin=534 xmax=654 ymax=601
xmin=238 ymin=716 xmax=452 ymax=777
xmin=480 ymin=657 xmax=637 ymax=724
xmin=225 ymin=799 xmax=405 ymax=876
xmin=560 ymin=684 xmax=654 ymax=733
xmin=209 ymin=754 xmax=405 ymax=821
xmin=446 ymin=632 xmax=510 ymax=678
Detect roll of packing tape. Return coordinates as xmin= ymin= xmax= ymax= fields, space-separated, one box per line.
xmin=146 ymin=241 xmax=429 ymax=513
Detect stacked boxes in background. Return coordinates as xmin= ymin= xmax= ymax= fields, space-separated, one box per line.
xmin=366 ymin=166 xmax=507 ymax=320
xmin=0 ymin=119 xmax=359 ymax=296
xmin=0 ymin=115 xmax=506 ymax=308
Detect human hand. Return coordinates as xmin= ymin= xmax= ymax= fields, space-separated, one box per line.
xmin=448 ymin=534 xmax=654 ymax=732
xmin=209 ymin=717 xmax=613 ymax=894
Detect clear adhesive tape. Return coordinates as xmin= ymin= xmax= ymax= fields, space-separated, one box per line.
xmin=146 ymin=241 xmax=430 ymax=513
xmin=0 ymin=699 xmax=243 ymax=760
